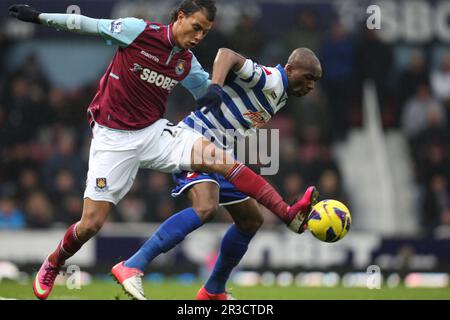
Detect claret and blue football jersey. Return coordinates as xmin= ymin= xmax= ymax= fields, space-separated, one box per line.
xmin=88 ymin=17 xmax=210 ymax=130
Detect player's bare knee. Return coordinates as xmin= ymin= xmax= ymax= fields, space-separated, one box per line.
xmin=78 ymin=218 xmax=104 ymax=239
xmin=79 ymin=207 xmax=108 ymax=239
xmin=235 ymin=213 xmax=264 ymax=234
xmin=253 ymin=213 xmax=264 ymax=229
xmin=193 ymin=203 xmax=219 ymax=223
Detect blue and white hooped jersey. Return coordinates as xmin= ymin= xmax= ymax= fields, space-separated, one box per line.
xmin=182 ymin=59 xmax=289 ymax=149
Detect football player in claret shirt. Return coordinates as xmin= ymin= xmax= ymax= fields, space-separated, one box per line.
xmin=9 ymin=0 xmax=218 ymax=300
xmin=10 ymin=1 xmax=319 ymax=300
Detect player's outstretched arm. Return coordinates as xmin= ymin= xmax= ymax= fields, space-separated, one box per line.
xmin=9 ymin=4 xmax=147 ymax=47
xmin=196 ymin=48 xmax=246 ymax=112
xmin=9 ymin=4 xmax=99 ymax=35
xmin=210 ymin=48 xmax=246 ymax=86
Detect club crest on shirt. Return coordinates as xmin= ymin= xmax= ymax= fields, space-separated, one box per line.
xmin=130 ymin=63 xmax=143 ymax=73
xmin=243 ymin=110 xmax=269 ymax=128
xmin=95 ymin=178 xmax=108 ymax=192
xmin=175 ymin=59 xmax=185 ymax=75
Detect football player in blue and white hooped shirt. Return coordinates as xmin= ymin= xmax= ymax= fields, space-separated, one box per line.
xmin=120 ymin=47 xmax=322 ymax=300
xmin=183 ymin=51 xmax=296 ymax=149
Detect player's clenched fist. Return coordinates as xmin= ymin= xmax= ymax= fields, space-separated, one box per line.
xmin=197 ymin=84 xmax=224 ymax=114
xmin=8 ymin=4 xmax=42 ymax=24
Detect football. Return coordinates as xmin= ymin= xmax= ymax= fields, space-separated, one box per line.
xmin=307 ymin=199 xmax=352 ymax=243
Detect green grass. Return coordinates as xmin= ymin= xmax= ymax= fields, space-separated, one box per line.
xmin=1 ymin=279 xmax=450 ymax=300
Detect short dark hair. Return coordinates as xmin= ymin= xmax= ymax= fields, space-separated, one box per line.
xmin=170 ymin=0 xmax=217 ymax=23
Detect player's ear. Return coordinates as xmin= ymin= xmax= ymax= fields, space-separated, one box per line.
xmin=285 ymin=64 xmax=293 ymax=76
xmin=177 ymin=10 xmax=186 ymax=22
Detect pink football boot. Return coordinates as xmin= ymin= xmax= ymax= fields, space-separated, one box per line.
xmin=111 ymin=261 xmax=146 ymax=300
xmin=197 ymin=287 xmax=235 ymax=300
xmin=286 ymin=186 xmax=320 ymax=234
xmin=33 ymin=256 xmax=61 ymax=300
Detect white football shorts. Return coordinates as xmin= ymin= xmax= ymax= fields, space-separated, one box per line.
xmin=84 ymin=119 xmax=203 ymax=205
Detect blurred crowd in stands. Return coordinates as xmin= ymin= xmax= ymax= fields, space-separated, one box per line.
xmin=0 ymin=8 xmax=448 ymax=234
xmin=400 ymin=51 xmax=450 ymax=232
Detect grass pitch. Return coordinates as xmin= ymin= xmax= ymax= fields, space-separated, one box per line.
xmin=1 ymin=279 xmax=450 ymax=300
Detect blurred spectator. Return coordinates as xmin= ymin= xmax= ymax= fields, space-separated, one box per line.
xmin=423 ymin=174 xmax=450 ymax=232
xmin=2 ymin=143 xmax=36 ymax=184
xmin=300 ymin=143 xmax=342 ymax=193
xmin=318 ymin=169 xmax=346 ymax=202
xmin=355 ymin=28 xmax=394 ymax=124
xmin=0 ymin=103 xmax=14 ymax=151
xmin=47 ymin=88 xmax=70 ymax=124
xmin=397 ymin=50 xmax=430 ymax=108
xmin=17 ymin=54 xmax=49 ymax=107
xmin=266 ymin=112 xmax=296 ymax=138
xmin=57 ymin=168 xmax=76 ymax=190
xmin=283 ymin=9 xmax=323 ymax=55
xmin=414 ymin=111 xmax=450 ymax=164
xmin=298 ymin=127 xmax=323 ymax=166
xmin=47 ymin=87 xmax=86 ymax=127
xmin=5 ymin=75 xmax=37 ymax=143
xmin=0 ymin=28 xmax=12 ymax=81
xmin=416 ymin=142 xmax=450 ymax=187
xmin=24 ymin=190 xmax=54 ymax=228
xmin=154 ymin=200 xmax=177 ymax=222
xmin=0 ymin=195 xmax=26 ymax=229
xmin=356 ymin=29 xmax=393 ymax=93
xmin=116 ymin=195 xmax=147 ymax=223
xmin=289 ymin=85 xmax=331 ymax=142
xmin=320 ymin=21 xmax=355 ymax=141
xmin=16 ymin=167 xmax=40 ymax=199
xmin=282 ymin=173 xmax=304 ymax=205
xmin=228 ymin=13 xmax=263 ymax=60
xmin=312 ymin=145 xmax=342 ymax=182
xmin=41 ymin=128 xmax=86 ymax=191
xmin=15 ymin=53 xmax=49 ymax=92
xmin=277 ymin=138 xmax=303 ymax=184
xmin=430 ymin=53 xmax=450 ymax=108
xmin=3 ymin=54 xmax=51 ymax=136
xmin=441 ymin=210 xmax=450 ymax=226
xmin=56 ymin=192 xmax=83 ymax=226
xmin=144 ymin=172 xmax=176 ymax=222
xmin=401 ymin=84 xmax=446 ymax=141
xmin=49 ymin=168 xmax=83 ymax=224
